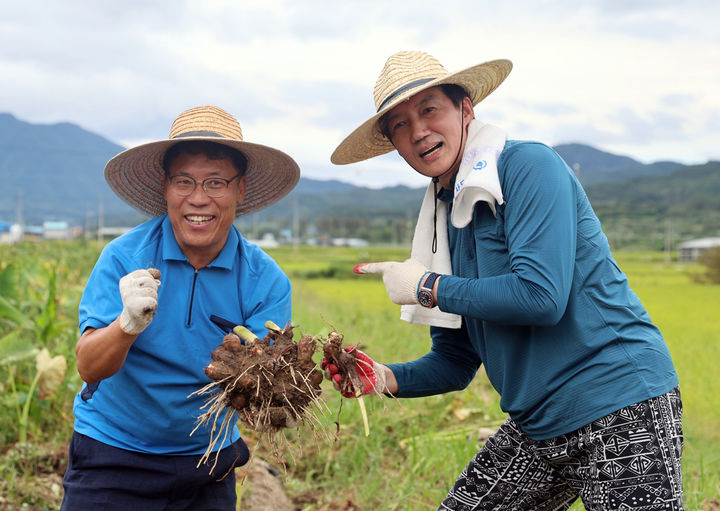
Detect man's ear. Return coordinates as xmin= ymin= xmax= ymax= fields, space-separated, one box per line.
xmin=235 ymin=175 xmax=248 ymax=204
xmin=162 ymin=175 xmax=170 ymax=200
xmin=461 ymin=96 xmax=475 ymax=125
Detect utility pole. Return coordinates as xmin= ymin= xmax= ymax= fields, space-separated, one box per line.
xmin=85 ymin=210 xmax=92 ymax=239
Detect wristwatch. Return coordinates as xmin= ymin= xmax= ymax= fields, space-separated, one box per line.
xmin=418 ymin=272 xmax=440 ymax=308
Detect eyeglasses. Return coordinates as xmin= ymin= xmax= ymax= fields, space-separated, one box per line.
xmin=167 ymin=174 xmax=239 ymax=198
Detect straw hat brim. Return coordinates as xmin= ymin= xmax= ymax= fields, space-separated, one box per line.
xmin=105 ymin=137 xmax=300 ymax=217
xmin=331 ymin=59 xmax=512 ymax=165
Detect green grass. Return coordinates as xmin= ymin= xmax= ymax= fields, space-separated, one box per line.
xmin=0 ymin=242 xmax=718 ymax=509
xmin=261 ymin=248 xmax=720 ymax=510
xmin=614 ymin=252 xmax=720 ymax=504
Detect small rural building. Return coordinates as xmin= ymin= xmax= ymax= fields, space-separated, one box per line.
xmin=0 ymin=222 xmax=23 ymax=244
xmin=23 ymin=225 xmax=44 ymax=241
xmin=331 ymin=237 xmax=369 ymax=248
xmin=42 ymin=221 xmax=72 ymax=240
xmin=677 ymin=237 xmax=720 ymax=262
xmin=97 ymin=226 xmax=133 ymax=239
xmin=247 ymin=233 xmax=279 ymax=248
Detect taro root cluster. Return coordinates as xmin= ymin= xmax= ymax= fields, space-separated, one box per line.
xmin=200 ymin=321 xmax=324 ymax=434
xmin=191 ymin=324 xmax=369 ymax=470
xmin=321 ymin=330 xmax=362 ymax=397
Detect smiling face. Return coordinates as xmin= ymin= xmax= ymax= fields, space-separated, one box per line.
xmin=383 ymin=86 xmax=474 ymax=187
xmin=164 ymin=151 xmax=247 ymax=269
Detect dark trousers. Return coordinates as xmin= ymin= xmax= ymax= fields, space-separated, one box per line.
xmin=60 ymin=432 xmax=249 ymax=511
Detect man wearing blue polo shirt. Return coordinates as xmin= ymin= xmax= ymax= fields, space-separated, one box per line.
xmin=61 ymin=105 xmax=300 ymax=510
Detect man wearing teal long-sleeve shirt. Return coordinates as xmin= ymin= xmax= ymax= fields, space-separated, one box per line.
xmin=326 ymin=51 xmax=684 ymax=510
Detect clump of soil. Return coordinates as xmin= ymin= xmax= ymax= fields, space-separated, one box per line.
xmin=237 ymin=458 xmax=293 ymax=511
xmin=0 ymin=441 xmax=67 ymax=510
xmin=190 ymin=322 xmax=324 ymax=469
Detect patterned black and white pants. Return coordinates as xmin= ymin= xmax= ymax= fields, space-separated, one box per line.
xmin=439 ymin=387 xmax=684 ymax=510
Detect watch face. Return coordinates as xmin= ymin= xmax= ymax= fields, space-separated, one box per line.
xmin=418 ymin=289 xmax=433 ymax=308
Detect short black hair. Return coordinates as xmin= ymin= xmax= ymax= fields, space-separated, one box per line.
xmin=377 ymin=83 xmax=471 ymax=140
xmin=162 ymin=140 xmax=248 ymax=177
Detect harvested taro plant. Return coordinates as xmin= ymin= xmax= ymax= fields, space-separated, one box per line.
xmin=190 ymin=321 xmax=324 ymax=469
xmin=191 ymin=321 xmax=371 ymax=471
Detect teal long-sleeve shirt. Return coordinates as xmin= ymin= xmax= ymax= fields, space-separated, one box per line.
xmin=387 ymin=141 xmax=678 ymax=440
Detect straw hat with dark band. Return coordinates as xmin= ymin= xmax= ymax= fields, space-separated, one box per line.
xmin=105 ymin=105 xmax=300 ymax=217
xmin=331 ymin=51 xmax=513 ymax=165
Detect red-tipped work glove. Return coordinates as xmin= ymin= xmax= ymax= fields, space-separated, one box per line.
xmin=354 ymin=259 xmax=428 ymax=305
xmin=322 ymin=347 xmax=387 ymax=398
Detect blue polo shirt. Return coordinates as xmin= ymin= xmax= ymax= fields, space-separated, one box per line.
xmin=388 ymin=141 xmax=678 ymax=440
xmin=73 ymin=215 xmax=292 ymax=454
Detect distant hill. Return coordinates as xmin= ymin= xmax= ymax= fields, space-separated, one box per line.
xmin=554 ymin=143 xmax=685 ymax=185
xmin=292 ymin=178 xmax=356 ymax=195
xmin=584 ymin=161 xmax=720 ymax=248
xmin=1 ymin=112 xmax=718 ymax=248
xmin=261 ymin=184 xmax=424 ymax=222
xmin=0 ymin=113 xmax=142 ymax=226
xmin=249 ymin=144 xmax=692 ymax=227
xmin=0 ymin=114 xmax=362 ymax=226
xmin=555 ymin=143 xmax=639 ymax=173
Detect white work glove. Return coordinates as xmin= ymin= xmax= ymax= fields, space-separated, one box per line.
xmin=354 ymin=258 xmax=427 ymax=305
xmin=118 ymin=268 xmax=161 ymax=335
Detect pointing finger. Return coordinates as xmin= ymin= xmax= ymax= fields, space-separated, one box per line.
xmin=353 ymin=262 xmax=391 ymax=275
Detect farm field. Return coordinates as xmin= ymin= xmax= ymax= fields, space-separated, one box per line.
xmin=0 ymin=242 xmax=718 ymax=510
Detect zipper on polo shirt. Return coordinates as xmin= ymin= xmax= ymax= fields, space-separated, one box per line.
xmin=187 ymin=269 xmax=199 ymax=327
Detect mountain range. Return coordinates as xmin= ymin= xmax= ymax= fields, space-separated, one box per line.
xmin=1 ymin=112 xmax=718 ymax=249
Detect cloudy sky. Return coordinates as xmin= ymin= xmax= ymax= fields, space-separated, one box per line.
xmin=2 ymin=0 xmax=719 ymax=188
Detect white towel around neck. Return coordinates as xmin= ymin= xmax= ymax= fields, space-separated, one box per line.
xmin=400 ymin=120 xmax=507 ymax=328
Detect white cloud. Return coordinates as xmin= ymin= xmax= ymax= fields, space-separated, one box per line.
xmin=1 ymin=0 xmax=718 ymax=189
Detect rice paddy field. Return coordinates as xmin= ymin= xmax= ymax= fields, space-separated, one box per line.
xmin=0 ymin=241 xmax=718 ymax=509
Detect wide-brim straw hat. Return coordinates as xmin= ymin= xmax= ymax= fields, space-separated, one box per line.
xmin=105 ymin=105 xmax=300 ymax=217
xmin=331 ymin=51 xmax=512 ymax=165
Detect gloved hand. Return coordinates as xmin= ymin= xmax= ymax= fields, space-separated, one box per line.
xmin=118 ymin=268 xmax=161 ymax=335
xmin=322 ymin=347 xmax=387 ymax=398
xmin=354 ymin=259 xmax=428 ymax=305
